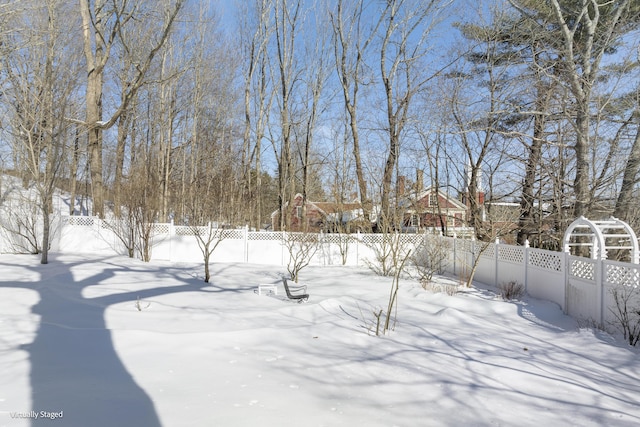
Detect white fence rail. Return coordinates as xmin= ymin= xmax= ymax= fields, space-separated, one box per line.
xmin=3 ymin=215 xmax=636 ymax=328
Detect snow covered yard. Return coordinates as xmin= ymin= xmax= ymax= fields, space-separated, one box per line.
xmin=0 ymin=254 xmax=639 ymax=427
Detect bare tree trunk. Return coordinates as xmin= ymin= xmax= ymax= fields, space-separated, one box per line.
xmin=79 ymin=0 xmax=106 ymax=216
xmin=240 ymin=0 xmax=271 ymax=229
xmin=78 ymin=0 xmax=186 ymax=218
xmin=377 ymin=0 xmax=443 ymax=231
xmin=614 ymin=115 xmax=640 ymax=221
xmin=518 ymin=71 xmax=551 ymax=245
xmin=546 ymin=0 xmax=631 ymax=218
xmin=330 ymin=0 xmax=383 ymax=226
xmin=113 ymin=107 xmax=129 ymax=217
xmin=69 ymin=127 xmax=80 ymax=215
xmin=273 ymin=0 xmax=301 ymax=231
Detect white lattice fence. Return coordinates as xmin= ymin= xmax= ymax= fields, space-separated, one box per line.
xmin=526 ymin=248 xmax=565 ymax=306
xmin=248 ymin=231 xmax=283 ymax=241
xmin=605 ymin=262 xmax=640 ymax=287
xmin=566 ymin=256 xmax=599 ymax=322
xmin=498 ymin=246 xmax=525 ymax=264
xmin=65 ymin=216 xmax=95 ymax=227
xmin=569 ymin=257 xmax=595 ymax=281
xmin=151 ymin=223 xmax=170 ymax=234
xmin=529 ymin=250 xmax=563 ymax=272
xmin=52 ymin=219 xmax=640 ymax=328
xmin=479 ymin=242 xmax=496 ymax=259
xmin=602 ymin=261 xmax=640 ymax=327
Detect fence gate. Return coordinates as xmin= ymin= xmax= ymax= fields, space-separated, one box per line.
xmin=563 ymin=216 xmax=639 ymax=324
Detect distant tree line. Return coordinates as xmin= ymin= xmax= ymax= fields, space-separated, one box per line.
xmin=0 ymin=0 xmax=638 ymax=263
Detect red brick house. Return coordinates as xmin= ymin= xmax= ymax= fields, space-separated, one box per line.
xmin=400 ymin=186 xmax=468 ymax=230
xmin=271 ymin=194 xmax=364 ymax=232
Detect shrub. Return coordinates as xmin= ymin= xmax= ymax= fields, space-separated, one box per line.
xmin=499 ymin=281 xmax=525 ymax=300
xmin=411 ymin=235 xmax=450 ymax=287
xmin=609 ymin=284 xmax=640 ymax=346
xmin=422 ymin=280 xmax=459 ymax=296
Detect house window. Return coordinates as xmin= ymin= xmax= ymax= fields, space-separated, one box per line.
xmin=428 ymin=194 xmax=438 ymax=207
xmin=411 ymin=214 xmax=420 ymax=227
xmin=454 ymin=213 xmax=462 ymax=227
xmin=296 ymin=206 xmax=303 ymax=218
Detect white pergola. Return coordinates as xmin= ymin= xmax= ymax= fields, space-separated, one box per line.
xmin=563 ymin=216 xmax=639 ymax=263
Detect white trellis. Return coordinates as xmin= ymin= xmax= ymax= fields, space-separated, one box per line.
xmin=563 ymin=216 xmax=639 ymax=263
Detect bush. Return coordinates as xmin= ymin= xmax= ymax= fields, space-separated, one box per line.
xmin=609 ymin=284 xmax=640 ymax=346
xmin=499 ymin=281 xmax=525 ymax=300
xmin=422 ymin=280 xmax=459 ymax=296
xmin=411 ymin=235 xmax=450 ymax=287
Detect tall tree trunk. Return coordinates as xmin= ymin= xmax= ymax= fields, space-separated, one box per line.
xmin=614 ymin=117 xmax=640 ymax=221
xmin=69 ymin=127 xmax=80 ymax=215
xmin=80 ymin=0 xmax=106 ymax=217
xmin=546 ymin=0 xmax=631 ymax=219
xmin=518 ymin=76 xmax=550 ymax=245
xmin=113 ymin=108 xmax=129 ymax=217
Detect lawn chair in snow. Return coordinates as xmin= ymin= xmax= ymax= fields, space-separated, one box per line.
xmin=281 ymin=277 xmax=309 ymax=303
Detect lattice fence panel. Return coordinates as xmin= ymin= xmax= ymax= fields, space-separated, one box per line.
xmin=176 ymin=226 xmax=193 ymax=236
xmin=605 ymin=263 xmax=640 ymax=287
xmin=399 ymin=234 xmax=424 ymax=246
xmin=221 ymin=229 xmax=244 ymax=240
xmin=569 ymin=258 xmax=595 ymax=281
xmin=320 ymin=234 xmax=354 ymax=245
xmin=151 ymin=224 xmax=170 ymax=234
xmin=248 ymin=232 xmax=284 ymax=241
xmin=456 ymin=239 xmax=474 ymax=252
xmin=287 ymin=232 xmax=320 ymax=243
xmin=99 ymin=219 xmax=117 ymax=230
xmin=479 ymin=243 xmax=495 ymax=259
xmin=66 ymin=216 xmax=95 ymax=227
xmin=360 ymin=234 xmax=384 ymax=246
xmin=498 ymin=246 xmax=524 ymax=264
xmin=528 ymin=250 xmax=562 ymax=272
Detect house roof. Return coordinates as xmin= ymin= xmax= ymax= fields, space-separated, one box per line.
xmin=270 ymin=194 xmax=362 ymax=219
xmin=401 ymin=186 xmax=467 ymax=211
xmin=313 ymin=201 xmax=362 ymax=215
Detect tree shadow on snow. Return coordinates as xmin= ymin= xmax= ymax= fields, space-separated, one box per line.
xmin=0 ymin=254 xmax=221 ymax=427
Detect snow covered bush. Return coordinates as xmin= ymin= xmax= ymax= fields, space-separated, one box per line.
xmin=422 ymin=281 xmax=459 ymax=296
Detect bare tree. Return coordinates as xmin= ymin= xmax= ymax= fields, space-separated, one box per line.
xmin=272 ymin=0 xmax=302 ymax=231
xmin=329 ymin=0 xmax=383 ymax=226
xmin=376 ymin=0 xmax=452 ymax=232
xmin=1 ymin=0 xmax=81 ymax=263
xmin=240 ymin=0 xmax=273 ymax=229
xmin=510 ymin=0 xmax=636 ymax=218
xmin=191 ymin=223 xmax=227 ymax=283
xmin=78 ymin=0 xmax=186 ymax=217
xmin=295 ymin=4 xmax=332 ymax=231
xmin=614 ymin=50 xmax=640 ymax=222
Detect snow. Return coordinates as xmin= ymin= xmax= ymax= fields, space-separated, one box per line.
xmin=1 ymin=253 xmax=639 ymax=427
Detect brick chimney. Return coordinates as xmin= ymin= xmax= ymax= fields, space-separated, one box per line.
xmin=416 ymin=169 xmax=424 ymax=194
xmin=397 ymin=175 xmax=406 ymax=197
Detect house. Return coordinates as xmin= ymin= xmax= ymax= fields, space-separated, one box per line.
xmin=400 ymin=186 xmax=468 ymax=231
xmin=270 ymin=194 xmax=364 ymax=232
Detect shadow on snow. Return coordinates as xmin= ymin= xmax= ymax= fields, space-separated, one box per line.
xmin=0 ymin=254 xmax=227 ymax=427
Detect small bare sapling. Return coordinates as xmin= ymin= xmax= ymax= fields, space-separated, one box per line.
xmin=135 ymin=296 xmax=151 ymax=311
